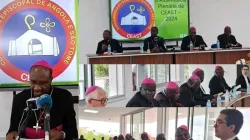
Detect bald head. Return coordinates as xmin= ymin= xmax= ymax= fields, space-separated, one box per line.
xmin=85 ymin=86 xmax=107 ymax=107
xmin=192 ymin=68 xmax=204 ymax=83
xmin=156 ymin=133 xmax=166 ymax=140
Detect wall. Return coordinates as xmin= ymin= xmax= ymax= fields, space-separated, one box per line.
xmin=80 ymin=0 xmax=250 ymax=63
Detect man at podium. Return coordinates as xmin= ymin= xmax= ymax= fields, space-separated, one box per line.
xmin=217 ymin=26 xmax=242 ymax=48
xmin=6 ymin=60 xmax=78 ymax=140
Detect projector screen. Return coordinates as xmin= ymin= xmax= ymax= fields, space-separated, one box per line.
xmin=0 ymin=0 xmax=79 ymax=88
xmin=110 ymin=0 xmax=189 ymax=41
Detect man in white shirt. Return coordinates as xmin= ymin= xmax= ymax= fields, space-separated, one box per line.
xmin=236 ymin=65 xmax=250 ymax=91
xmin=132 ymin=64 xmax=147 ymax=91
xmin=214 ymin=109 xmax=243 ymax=140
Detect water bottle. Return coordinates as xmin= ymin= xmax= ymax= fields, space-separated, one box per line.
xmin=206 ymin=100 xmax=211 ymax=107
xmin=247 ymin=84 xmax=250 ymax=93
xmin=107 ymin=45 xmax=111 ymax=55
xmin=217 ymin=96 xmax=222 ymax=107
xmin=217 ymin=40 xmax=220 ymax=49
xmin=225 ymin=90 xmax=229 ymax=103
xmin=233 ymin=88 xmax=237 ymax=98
xmin=140 ymin=44 xmax=144 ymax=53
xmin=190 ymin=41 xmax=194 ymax=51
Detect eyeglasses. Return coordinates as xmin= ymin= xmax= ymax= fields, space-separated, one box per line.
xmin=142 ymin=88 xmax=156 ymax=93
xmin=214 ymin=120 xmax=227 ymax=125
xmin=91 ymin=98 xmax=108 ymax=105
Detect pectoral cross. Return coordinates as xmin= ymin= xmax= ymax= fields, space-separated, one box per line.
xmin=33 ymin=122 xmax=41 ymax=136
xmin=137 ymin=6 xmax=145 ymax=14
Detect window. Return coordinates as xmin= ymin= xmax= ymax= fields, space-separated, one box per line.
xmin=145 ymin=108 xmax=157 ymax=139
xmin=144 ymin=64 xmax=169 ymax=84
xmin=177 ymin=108 xmax=189 ymax=128
xmin=125 ymin=115 xmax=131 ymax=135
xmin=93 ymin=64 xmax=124 ymax=98
xmin=165 ymin=108 xmax=177 ymax=140
xmin=132 ymin=112 xmax=144 ymax=140
xmin=192 ymin=108 xmax=206 ymax=140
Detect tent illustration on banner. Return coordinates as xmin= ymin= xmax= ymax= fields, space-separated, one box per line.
xmin=8 ymin=30 xmax=60 ymax=56
xmin=121 ymin=12 xmax=147 ymax=26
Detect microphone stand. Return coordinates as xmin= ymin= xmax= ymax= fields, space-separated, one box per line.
xmin=16 ymin=110 xmax=32 ymax=140
xmin=44 ymin=106 xmax=50 ymax=140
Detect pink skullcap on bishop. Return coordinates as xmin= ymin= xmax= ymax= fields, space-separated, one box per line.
xmin=32 ymin=60 xmax=52 ymax=70
xmin=142 ymin=78 xmax=156 ymax=84
xmin=189 ymin=75 xmax=200 ymax=81
xmin=190 ymin=26 xmax=196 ymax=31
xmin=215 ymin=65 xmax=223 ymax=71
xmin=141 ymin=132 xmax=148 ymax=136
xmin=225 ymin=26 xmax=231 ymax=30
xmin=180 ymin=125 xmax=189 ymax=131
xmin=193 ymin=68 xmax=203 ymax=73
xmin=166 ymin=81 xmax=179 ymax=89
xmin=85 ymin=86 xmax=98 ymax=96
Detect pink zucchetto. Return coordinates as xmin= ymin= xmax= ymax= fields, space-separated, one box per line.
xmin=179 ymin=125 xmax=189 ymax=131
xmin=142 ymin=78 xmax=156 ymax=84
xmin=189 ymin=75 xmax=200 ymax=81
xmin=193 ymin=68 xmax=203 ymax=73
xmin=215 ymin=66 xmax=223 ymax=71
xmin=85 ymin=86 xmax=99 ymax=96
xmin=225 ymin=26 xmax=231 ymax=30
xmin=189 ymin=26 xmax=196 ymax=31
xmin=31 ymin=60 xmax=52 ymax=70
xmin=166 ymin=81 xmax=179 ymax=89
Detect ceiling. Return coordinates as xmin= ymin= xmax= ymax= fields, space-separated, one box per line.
xmin=78 ymin=107 xmax=143 ymax=122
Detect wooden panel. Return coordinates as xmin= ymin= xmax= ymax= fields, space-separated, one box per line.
xmin=89 ymin=56 xmax=131 ymax=64
xmin=133 ymin=54 xmax=173 ymax=64
xmin=243 ymin=96 xmax=250 ymax=107
xmin=215 ymin=50 xmax=250 ymax=64
xmin=175 ymin=52 xmax=213 ymax=64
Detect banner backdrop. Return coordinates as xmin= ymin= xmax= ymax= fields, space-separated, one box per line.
xmin=111 ymin=0 xmax=189 ymax=41
xmin=0 ymin=0 xmax=79 ymax=88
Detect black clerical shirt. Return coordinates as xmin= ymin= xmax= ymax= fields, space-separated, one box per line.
xmin=126 ymin=91 xmax=159 ymax=107
xmin=209 ymin=75 xmax=231 ymax=96
xmin=143 ymin=36 xmax=166 ymax=52
xmin=217 ymin=34 xmax=241 ymax=48
xmin=181 ymin=35 xmax=207 ymax=51
xmin=7 ymin=87 xmax=78 ymax=140
xmin=96 ymin=39 xmax=123 ymax=54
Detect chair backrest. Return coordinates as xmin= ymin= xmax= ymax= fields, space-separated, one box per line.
xmin=211 ymin=44 xmax=217 ymax=48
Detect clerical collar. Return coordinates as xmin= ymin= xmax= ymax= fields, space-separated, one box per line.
xmin=227 ymin=135 xmax=237 ymax=140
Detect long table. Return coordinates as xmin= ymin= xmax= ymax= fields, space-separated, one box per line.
xmin=87 ymin=48 xmax=250 ymax=64
xmin=222 ymin=92 xmax=250 ymax=107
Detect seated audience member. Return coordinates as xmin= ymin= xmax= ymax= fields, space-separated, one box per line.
xmin=85 ymin=86 xmax=108 ymax=107
xmin=126 ymin=78 xmax=159 ymax=107
xmin=96 ymin=30 xmax=123 ymax=54
xmin=141 ymin=132 xmax=150 ymax=140
xmin=175 ymin=125 xmax=193 ymax=140
xmin=155 ymin=81 xmax=183 ymax=107
xmin=125 ymin=134 xmax=133 ymax=140
xmin=143 ymin=27 xmax=166 ymax=53
xmin=214 ymin=109 xmax=243 ymax=140
xmin=6 ymin=60 xmax=78 ymax=140
xmin=236 ymin=65 xmax=250 ymax=91
xmin=192 ymin=68 xmax=216 ymax=106
xmin=113 ymin=136 xmax=118 ymax=140
xmin=209 ymin=66 xmax=231 ymax=96
xmin=178 ymin=75 xmax=205 ymax=107
xmin=181 ymin=26 xmax=207 ymax=51
xmin=156 ymin=133 xmax=166 ymax=140
xmin=217 ymin=26 xmax=242 ymax=48
xmin=118 ymin=134 xmax=125 ymax=140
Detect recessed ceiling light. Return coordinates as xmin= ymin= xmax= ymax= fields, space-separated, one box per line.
xmin=84 ymin=110 xmax=98 ymax=113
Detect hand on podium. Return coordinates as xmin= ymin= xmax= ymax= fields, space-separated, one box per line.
xmin=6 ymin=131 xmax=17 ymax=140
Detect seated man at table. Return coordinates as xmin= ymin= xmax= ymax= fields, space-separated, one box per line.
xmin=85 ymin=86 xmax=108 ymax=107
xmin=143 ymin=27 xmax=167 ymax=53
xmin=96 ymin=30 xmax=123 ymax=54
xmin=178 ymin=75 xmax=204 ymax=107
xmin=192 ymin=68 xmax=216 ymax=106
xmin=209 ymin=66 xmax=232 ymax=96
xmin=236 ymin=65 xmax=250 ymax=91
xmin=155 ymin=81 xmax=184 ymax=107
xmin=126 ymin=78 xmax=159 ymax=107
xmin=6 ymin=60 xmax=78 ymax=140
xmin=217 ymin=26 xmax=242 ymax=48
xmin=181 ymin=26 xmax=207 ymax=51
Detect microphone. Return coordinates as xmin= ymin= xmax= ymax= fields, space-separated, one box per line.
xmin=37 ymin=94 xmax=52 ymax=140
xmin=26 ymin=97 xmax=40 ymax=111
